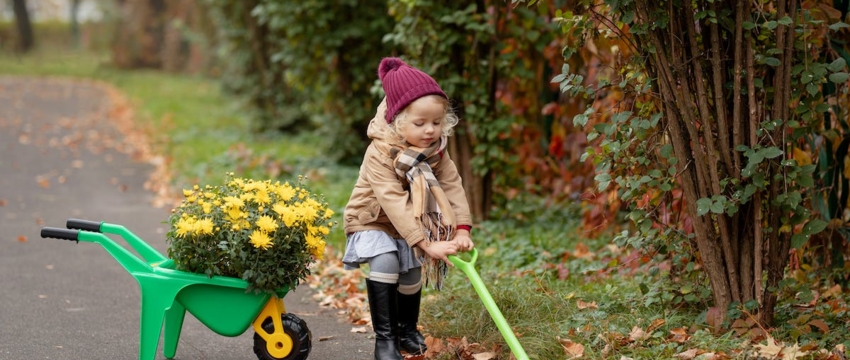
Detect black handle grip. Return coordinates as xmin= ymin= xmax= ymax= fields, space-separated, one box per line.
xmin=66 ymin=219 xmax=102 ymax=232
xmin=41 ymin=227 xmax=79 ymax=242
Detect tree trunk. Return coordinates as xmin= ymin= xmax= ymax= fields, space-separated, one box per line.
xmin=11 ymin=0 xmax=34 ymax=52
xmin=112 ymin=0 xmax=166 ymax=69
xmin=70 ymin=0 xmax=81 ymax=48
xmin=633 ymin=0 xmax=796 ymax=324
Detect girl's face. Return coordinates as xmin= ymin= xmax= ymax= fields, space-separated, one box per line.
xmin=401 ymin=95 xmax=445 ymax=148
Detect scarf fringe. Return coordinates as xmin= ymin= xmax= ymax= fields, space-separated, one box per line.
xmin=419 ymin=212 xmax=454 ymax=290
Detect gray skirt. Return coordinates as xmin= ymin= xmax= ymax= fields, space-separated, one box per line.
xmin=342 ymin=230 xmax=421 ymax=272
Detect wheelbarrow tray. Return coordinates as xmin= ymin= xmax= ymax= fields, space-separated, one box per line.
xmin=154 ymin=259 xmax=289 ymax=337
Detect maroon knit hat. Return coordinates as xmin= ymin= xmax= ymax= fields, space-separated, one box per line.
xmin=378 ymin=57 xmax=447 ymax=123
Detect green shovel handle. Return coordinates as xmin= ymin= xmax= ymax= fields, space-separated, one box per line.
xmin=448 ymin=248 xmax=529 ymax=360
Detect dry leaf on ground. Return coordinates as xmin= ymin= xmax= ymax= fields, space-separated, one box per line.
xmin=558 ymin=336 xmax=585 ymax=358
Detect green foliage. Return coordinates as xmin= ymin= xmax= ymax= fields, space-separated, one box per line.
xmin=202 ymin=0 xmax=395 ymax=163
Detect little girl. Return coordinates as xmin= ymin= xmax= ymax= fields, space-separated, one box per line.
xmin=343 ymin=57 xmax=475 ymax=360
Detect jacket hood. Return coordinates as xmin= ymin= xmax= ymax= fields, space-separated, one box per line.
xmin=367 ymin=97 xmax=390 ymax=141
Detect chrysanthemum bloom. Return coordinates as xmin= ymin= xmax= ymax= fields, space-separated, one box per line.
xmin=249 ymin=230 xmax=273 ymax=250
xmin=256 ymin=215 xmax=279 ymax=233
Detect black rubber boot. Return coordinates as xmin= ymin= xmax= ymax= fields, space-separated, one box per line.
xmin=397 ymin=289 xmax=427 ymax=355
xmin=366 ymin=279 xmax=403 ymax=360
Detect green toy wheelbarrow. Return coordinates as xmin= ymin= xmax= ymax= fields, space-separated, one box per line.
xmin=448 ymin=248 xmax=530 ymax=360
xmin=40 ymin=219 xmax=311 ymax=360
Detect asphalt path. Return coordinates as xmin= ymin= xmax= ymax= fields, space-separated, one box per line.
xmin=0 ymin=77 xmax=372 ymax=360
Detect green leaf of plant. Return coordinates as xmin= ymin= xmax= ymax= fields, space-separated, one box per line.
xmin=709 ymin=199 xmax=725 ymax=214
xmin=791 ymin=233 xmax=809 ymax=249
xmin=759 ymin=147 xmax=784 ymax=159
xmin=828 ymin=58 xmax=847 ymax=72
xmin=801 ymin=219 xmax=828 ymax=236
xmin=763 ymin=57 xmax=781 ymax=66
xmin=829 ymin=72 xmax=849 ymax=83
xmin=660 ymin=144 xmax=673 ymax=158
xmin=807 ymin=82 xmax=819 ymax=96
xmin=696 ymin=198 xmax=712 ymax=216
xmin=829 ymin=21 xmax=850 ymax=32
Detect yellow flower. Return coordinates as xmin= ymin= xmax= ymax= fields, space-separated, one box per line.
xmin=298 ymin=202 xmax=319 ymax=224
xmin=226 ymin=207 xmax=246 ymax=222
xmin=175 ymin=217 xmax=194 ymax=237
xmin=183 ymin=189 xmax=194 ymax=197
xmin=318 ymin=226 xmax=330 ymax=235
xmin=275 ymin=184 xmax=296 ymax=202
xmin=195 ymin=218 xmax=214 ymax=235
xmin=306 ymin=233 xmax=325 ymax=260
xmin=223 ymin=196 xmax=244 ymax=208
xmin=324 ymin=208 xmax=335 ymax=219
xmin=276 ymin=204 xmax=299 ymax=227
xmin=256 ymin=215 xmax=279 ymax=233
xmin=249 ymin=230 xmax=273 ymax=250
xmin=240 ymin=193 xmax=254 ymax=203
xmin=202 ymin=202 xmax=212 ymax=214
xmin=254 ymin=189 xmax=271 ymax=205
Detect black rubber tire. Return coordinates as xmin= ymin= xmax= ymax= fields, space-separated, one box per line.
xmin=253 ymin=313 xmax=311 ymax=360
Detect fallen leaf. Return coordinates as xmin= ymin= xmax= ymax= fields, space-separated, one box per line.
xmin=646 ymin=318 xmax=666 ymax=333
xmin=808 ymin=319 xmax=829 ymax=334
xmin=753 ymin=336 xmax=810 ymax=360
xmin=45 ymin=265 xmax=54 ymax=270
xmin=629 ymin=326 xmax=648 ymax=342
xmin=705 ymin=307 xmax=723 ymax=332
xmin=472 ymin=352 xmax=497 ymax=360
xmin=557 ymin=336 xmax=585 ymax=358
xmin=318 ymin=335 xmax=334 ymax=341
xmin=572 ymin=242 xmax=595 ymax=259
xmin=576 ymin=299 xmax=598 ymax=310
xmin=0 ymin=199 xmax=6 ymax=206
xmin=71 ymin=160 xmax=84 ymax=169
xmin=37 ymin=177 xmax=50 ymax=189
xmin=36 ymin=218 xmax=44 ymax=226
xmin=57 ymin=176 xmax=66 ymax=184
xmin=350 ymin=327 xmax=367 ymax=333
xmin=669 ymin=327 xmax=690 ymax=343
xmin=674 ymin=348 xmax=699 ymax=359
xmin=17 ymin=235 xmax=27 ymax=242
xmin=39 ymin=295 xmax=47 ymax=299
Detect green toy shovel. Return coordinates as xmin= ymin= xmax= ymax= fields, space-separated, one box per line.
xmin=448 ymin=248 xmax=530 ymax=360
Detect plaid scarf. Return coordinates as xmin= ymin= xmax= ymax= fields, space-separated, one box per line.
xmin=388 ymin=136 xmax=456 ymax=290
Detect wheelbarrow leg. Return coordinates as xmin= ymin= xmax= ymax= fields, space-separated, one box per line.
xmin=136 ymin=275 xmax=182 ymax=360
xmin=163 ymin=301 xmax=186 ymax=359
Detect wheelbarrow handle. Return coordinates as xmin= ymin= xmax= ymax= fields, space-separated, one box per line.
xmin=67 ymin=218 xmax=103 ymax=232
xmin=41 ymin=227 xmax=79 ymax=242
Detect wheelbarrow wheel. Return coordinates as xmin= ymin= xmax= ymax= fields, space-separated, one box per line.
xmin=253 ymin=313 xmax=311 ymax=360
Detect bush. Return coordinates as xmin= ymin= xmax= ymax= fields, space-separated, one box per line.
xmin=165 ymin=174 xmax=335 ymax=293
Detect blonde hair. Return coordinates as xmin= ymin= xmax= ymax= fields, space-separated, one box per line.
xmin=380 ymin=95 xmax=459 ymax=146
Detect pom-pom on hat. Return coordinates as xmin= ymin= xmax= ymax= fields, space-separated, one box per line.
xmin=378 ymin=57 xmax=447 ymax=123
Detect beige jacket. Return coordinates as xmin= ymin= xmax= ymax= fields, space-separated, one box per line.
xmin=343 ymin=100 xmax=473 ymax=248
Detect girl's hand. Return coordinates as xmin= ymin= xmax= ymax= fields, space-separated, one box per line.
xmin=453 ymin=231 xmax=474 ymax=252
xmin=419 ymin=241 xmax=459 ymax=266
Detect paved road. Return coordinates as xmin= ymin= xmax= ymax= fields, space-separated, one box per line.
xmin=0 ymin=77 xmax=372 ymax=360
